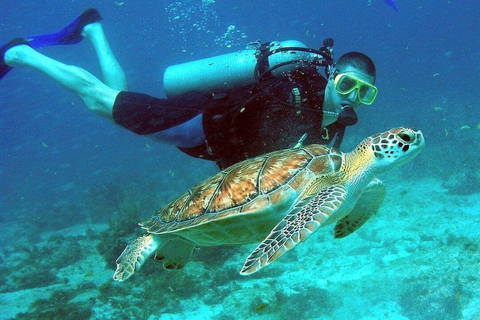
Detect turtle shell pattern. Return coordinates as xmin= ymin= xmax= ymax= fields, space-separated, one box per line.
xmin=140 ymin=144 xmax=343 ymax=235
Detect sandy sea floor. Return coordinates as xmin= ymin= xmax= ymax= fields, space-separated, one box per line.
xmin=1 ymin=176 xmax=479 ymax=320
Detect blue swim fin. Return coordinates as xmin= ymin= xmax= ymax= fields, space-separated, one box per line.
xmin=384 ymin=0 xmax=399 ymax=11
xmin=1 ymin=9 xmax=102 ymax=80
xmin=26 ymin=8 xmax=102 ymax=49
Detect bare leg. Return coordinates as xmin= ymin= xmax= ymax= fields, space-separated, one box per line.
xmin=4 ymin=45 xmax=118 ymax=120
xmin=82 ymin=23 xmax=128 ymax=91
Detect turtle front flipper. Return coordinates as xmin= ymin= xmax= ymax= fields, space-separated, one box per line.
xmin=113 ymin=233 xmax=162 ymax=282
xmin=334 ymin=178 xmax=386 ymax=239
xmin=154 ymin=237 xmax=196 ymax=270
xmin=240 ymin=185 xmax=347 ymax=275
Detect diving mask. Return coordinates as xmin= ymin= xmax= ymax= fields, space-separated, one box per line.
xmin=334 ymin=73 xmax=378 ymax=105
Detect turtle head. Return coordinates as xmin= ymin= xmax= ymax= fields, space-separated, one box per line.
xmin=366 ymin=127 xmax=425 ymax=172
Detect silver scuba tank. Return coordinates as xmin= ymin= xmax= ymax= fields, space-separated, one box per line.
xmin=163 ymin=40 xmax=317 ymax=98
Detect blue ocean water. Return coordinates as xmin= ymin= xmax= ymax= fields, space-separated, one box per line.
xmin=1 ymin=1 xmax=479 ymax=319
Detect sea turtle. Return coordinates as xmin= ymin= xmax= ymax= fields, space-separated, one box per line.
xmin=113 ymin=127 xmax=424 ymax=281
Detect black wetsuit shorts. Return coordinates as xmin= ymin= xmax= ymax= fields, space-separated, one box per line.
xmin=111 ymin=91 xmax=207 ymax=147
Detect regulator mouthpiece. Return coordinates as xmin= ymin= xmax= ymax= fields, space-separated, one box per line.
xmin=337 ymin=107 xmax=358 ymax=126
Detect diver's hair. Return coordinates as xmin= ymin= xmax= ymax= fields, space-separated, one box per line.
xmin=336 ymin=52 xmax=376 ymax=82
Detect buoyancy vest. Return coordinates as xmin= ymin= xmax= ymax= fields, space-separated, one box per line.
xmin=178 ymin=69 xmax=347 ymax=169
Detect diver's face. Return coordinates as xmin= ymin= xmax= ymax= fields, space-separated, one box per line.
xmin=325 ymin=65 xmax=375 ymax=113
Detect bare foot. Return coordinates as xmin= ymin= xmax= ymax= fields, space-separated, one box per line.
xmin=4 ymin=45 xmax=35 ymax=67
xmin=81 ymin=22 xmax=104 ymax=40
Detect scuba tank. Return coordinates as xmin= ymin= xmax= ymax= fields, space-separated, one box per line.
xmin=163 ymin=40 xmax=331 ymax=98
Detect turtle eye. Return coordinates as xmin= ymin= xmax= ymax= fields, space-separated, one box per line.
xmin=398 ymin=131 xmax=414 ymax=143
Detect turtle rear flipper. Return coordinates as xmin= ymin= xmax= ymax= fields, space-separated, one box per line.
xmin=114 ymin=233 xmax=162 ymax=282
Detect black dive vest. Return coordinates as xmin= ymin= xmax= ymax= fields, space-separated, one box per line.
xmin=178 ymin=71 xmax=347 ymax=170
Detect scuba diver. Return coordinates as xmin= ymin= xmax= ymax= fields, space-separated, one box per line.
xmin=0 ymin=9 xmax=378 ymax=170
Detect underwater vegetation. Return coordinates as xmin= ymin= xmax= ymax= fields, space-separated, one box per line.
xmin=396 ymin=232 xmax=480 ymax=320
xmin=14 ymin=286 xmax=95 ymax=320
xmin=1 ymin=234 xmax=84 ymax=292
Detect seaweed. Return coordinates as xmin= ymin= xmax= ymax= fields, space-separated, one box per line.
xmin=398 ymin=280 xmax=462 ymax=320
xmin=14 ymin=287 xmax=94 ymax=320
xmin=2 ymin=234 xmax=85 ymax=292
